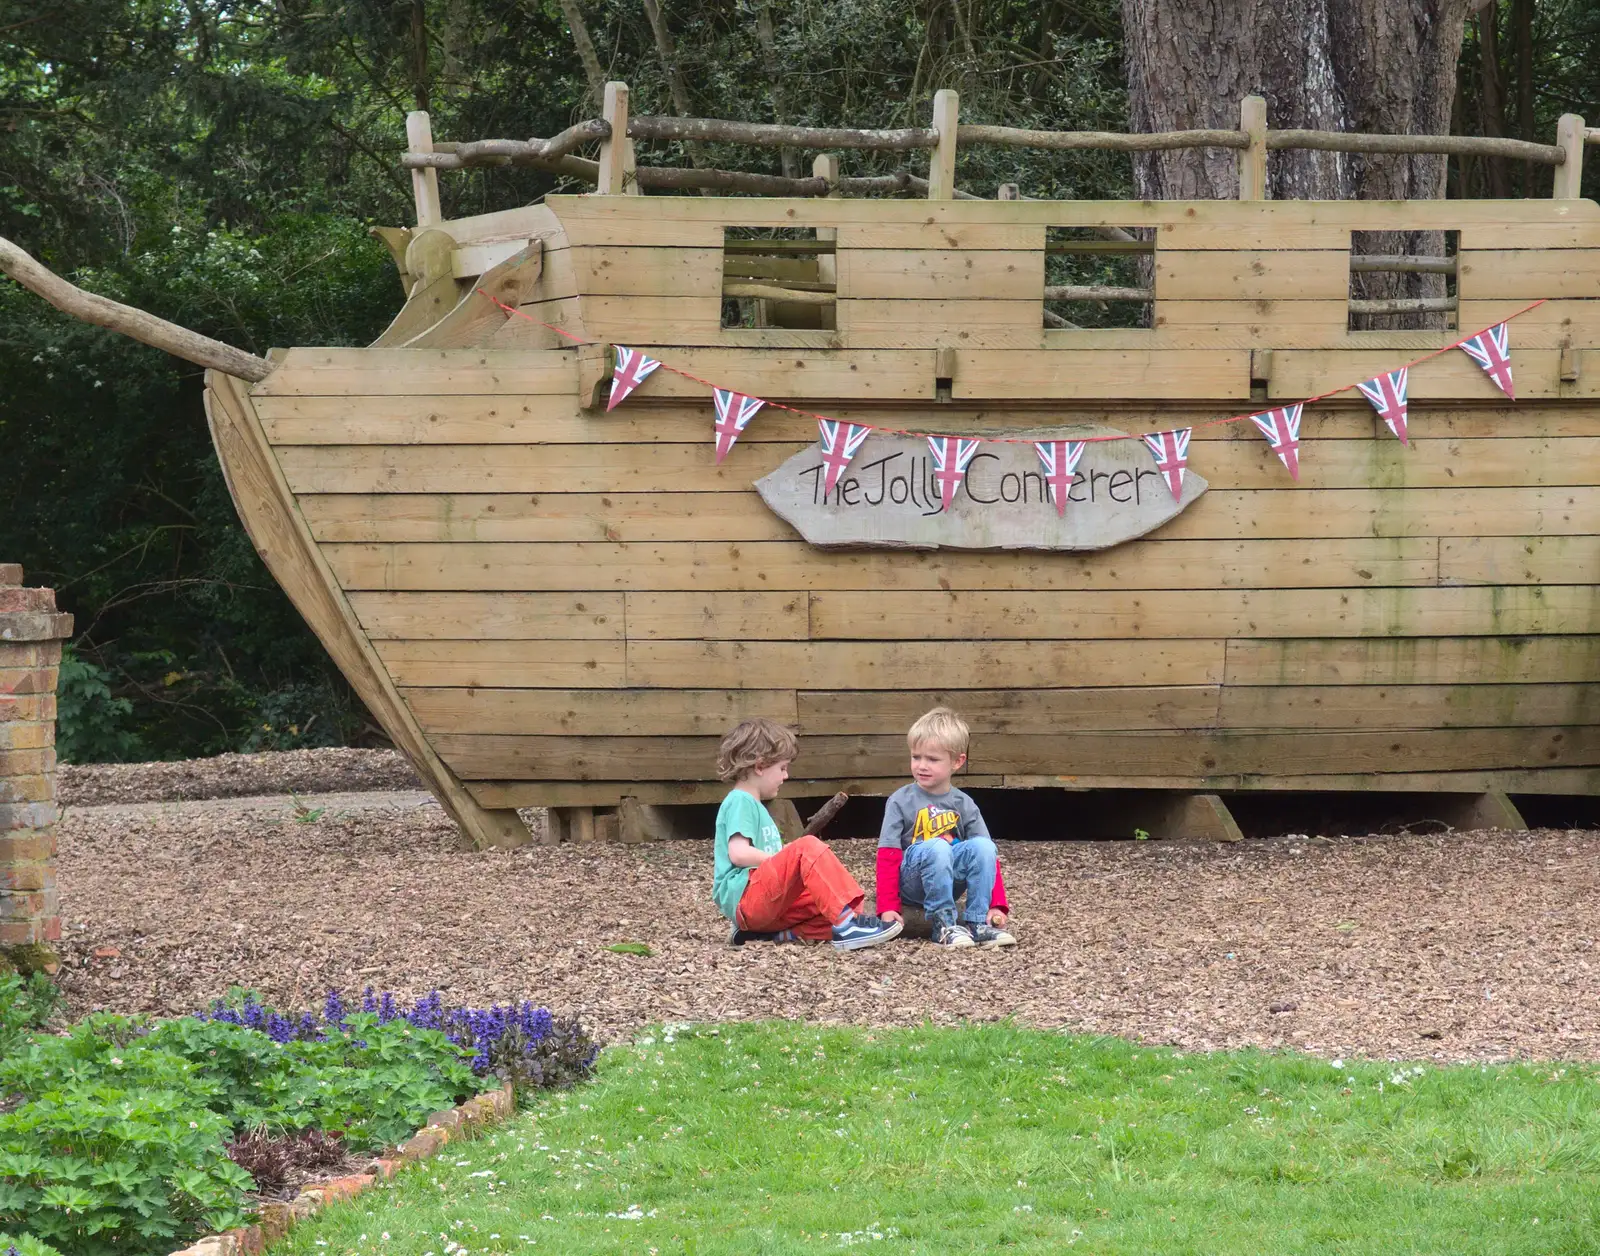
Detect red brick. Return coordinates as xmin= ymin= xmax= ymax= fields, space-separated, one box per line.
xmin=255 ymin=1203 xmax=293 ymax=1244
xmin=0 ymin=668 xmax=58 ymax=697
xmin=0 ymin=865 xmax=54 ymax=893
xmin=0 ymin=920 xmax=44 ymax=945
xmin=0 ymin=566 xmax=19 ymax=588
xmin=40 ymin=916 xmax=60 ymax=942
xmin=397 ymin=1127 xmax=447 ymax=1161
xmin=0 ymin=805 xmax=58 ymax=833
xmin=225 ymin=1225 xmax=265 ymax=1256
xmin=0 ymin=892 xmax=48 ymax=919
xmin=0 ymin=749 xmax=55 ymax=777
xmin=367 ymin=1157 xmax=401 ymax=1180
xmin=0 ymin=776 xmax=53 ymax=804
xmin=317 ymin=1173 xmax=375 ymax=1202
xmin=0 ymin=721 xmax=52 ymax=751
xmin=0 ymin=694 xmax=54 ymax=722
xmin=0 ymin=589 xmax=55 ymax=614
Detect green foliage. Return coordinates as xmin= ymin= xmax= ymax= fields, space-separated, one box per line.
xmin=281 ymin=1022 xmax=1600 ymax=1256
xmin=0 ymin=973 xmax=60 ymax=1058
xmin=606 ymin=941 xmax=653 ymax=956
xmin=0 ymin=1010 xmax=488 ymax=1254
xmin=54 ymin=647 xmax=140 ymax=766
xmin=0 ymin=1232 xmax=66 ymax=1256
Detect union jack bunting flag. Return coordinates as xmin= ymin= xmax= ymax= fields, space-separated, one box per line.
xmin=927 ymin=435 xmax=982 ymax=512
xmin=817 ymin=418 xmax=873 ymax=497
xmin=606 ymin=345 xmax=662 ymax=411
xmin=1141 ymin=427 xmax=1191 ymax=501
xmin=712 ymin=388 xmax=766 ymax=462
xmin=1033 ymin=439 xmax=1087 ymax=517
xmin=1248 ymin=404 xmax=1305 ymax=481
xmin=1355 ymin=368 xmax=1410 ymax=445
xmin=1458 ymin=321 xmax=1515 ymax=399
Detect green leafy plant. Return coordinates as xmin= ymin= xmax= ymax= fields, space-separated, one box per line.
xmin=607 ymin=942 xmax=652 ymax=957
xmin=53 ymin=646 xmax=140 ymax=765
xmin=0 ymin=974 xmax=59 ymax=1057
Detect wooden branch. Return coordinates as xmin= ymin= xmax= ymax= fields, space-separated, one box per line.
xmin=407 ymin=120 xmax=610 ymax=169
xmin=722 ymin=281 xmax=835 ymax=305
xmin=1046 ymin=284 xmax=1151 ymax=302
xmin=724 ymin=239 xmax=838 ymax=254
xmin=1047 ymin=240 xmax=1154 ymax=254
xmin=628 ymin=115 xmax=937 ymax=151
xmin=1042 ymin=309 xmax=1081 ymax=329
xmin=1267 ymin=129 xmax=1565 ymax=164
xmin=635 ymin=165 xmax=827 ymax=195
xmin=959 ymin=124 xmax=1249 ymax=151
xmin=557 ymin=0 xmax=606 ymax=109
xmin=1349 ymin=253 xmax=1457 ymax=274
xmin=1348 ymin=296 xmax=1457 ymax=314
xmin=0 ymin=235 xmax=274 ymax=382
xmin=803 ymin=791 xmax=850 ymax=837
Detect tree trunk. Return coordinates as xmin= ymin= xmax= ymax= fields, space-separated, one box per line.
xmin=557 ymin=0 xmax=607 ymax=111
xmin=754 ymin=0 xmax=800 ymax=179
xmin=1476 ymin=5 xmax=1511 ymax=196
xmin=410 ymin=0 xmax=429 ymax=113
xmin=1121 ymin=0 xmax=1471 ymax=327
xmin=1512 ymin=0 xmax=1534 ymax=193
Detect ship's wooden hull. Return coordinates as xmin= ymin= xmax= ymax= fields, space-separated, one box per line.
xmin=205 ymin=196 xmax=1600 ymax=828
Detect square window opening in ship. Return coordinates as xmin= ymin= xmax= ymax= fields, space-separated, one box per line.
xmin=1347 ymin=229 xmax=1458 ymax=332
xmin=721 ymin=226 xmax=835 ymax=330
xmin=1043 ymin=226 xmax=1153 ymax=330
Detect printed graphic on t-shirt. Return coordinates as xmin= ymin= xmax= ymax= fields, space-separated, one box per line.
xmin=910 ymin=805 xmax=960 ymax=844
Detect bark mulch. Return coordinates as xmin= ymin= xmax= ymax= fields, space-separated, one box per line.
xmin=52 ymin=783 xmax=1600 ymax=1063
xmin=57 ymin=748 xmax=420 ymax=807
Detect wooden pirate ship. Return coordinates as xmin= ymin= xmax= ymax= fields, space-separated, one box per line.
xmin=6 ymin=87 xmax=1599 ymax=846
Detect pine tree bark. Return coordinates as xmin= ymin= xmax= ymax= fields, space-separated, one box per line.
xmin=1121 ymin=0 xmax=1472 ymax=326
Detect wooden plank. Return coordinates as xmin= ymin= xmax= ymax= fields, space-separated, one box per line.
xmin=557 ymin=295 xmax=725 ymax=344
xmin=837 ymin=248 xmax=1042 ymax=300
xmin=625 ymin=639 xmax=1225 ymax=689
xmin=1270 ymin=349 xmax=1588 ymax=400
xmin=350 ymin=591 xmax=624 ymax=640
xmin=628 ymin=348 xmax=937 ymax=401
xmin=1439 ymin=535 xmax=1600 ymax=584
xmin=623 ymin=591 xmax=808 ymax=639
xmin=1156 ymin=250 xmax=1350 ymax=301
xmin=251 ymin=349 xmax=579 ymax=397
xmin=797 ymin=686 xmax=1221 ymax=733
xmin=1225 ymin=634 xmax=1600 ymax=686
xmin=485 ymin=297 xmax=586 ymax=350
xmin=463 ymin=764 xmax=1600 ymax=807
xmin=565 ymin=245 xmax=723 ymax=295
xmin=954 ymin=349 xmax=1251 ymax=399
xmin=1456 ymin=298 xmax=1600 ymax=344
xmin=403 ymin=686 xmax=798 ymax=736
xmin=431 ymin=724 xmax=1600 ymax=781
xmin=1457 ymin=250 xmax=1600 ymax=300
xmin=546 ymin=193 xmax=1600 ymax=233
xmin=321 ymin=538 xmax=1440 ymax=593
xmin=1151 ymin=222 xmax=1353 ymax=251
xmin=375 ymin=639 xmax=627 ymax=687
xmin=1219 ymin=682 xmax=1600 ymax=730
xmin=838 ymin=222 xmax=1046 ymax=250
xmin=260 ymin=393 xmax=1600 ymax=445
xmin=809 ymin=586 xmax=1599 ymax=641
xmin=835 ymin=299 xmax=1044 ymax=349
xmin=1154 ymin=299 xmax=1348 ymax=334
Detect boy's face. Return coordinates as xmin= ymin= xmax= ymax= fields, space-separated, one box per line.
xmin=747 ymin=757 xmax=791 ymax=801
xmin=910 ymin=741 xmax=965 ymax=793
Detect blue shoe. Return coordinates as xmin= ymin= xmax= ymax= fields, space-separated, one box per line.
xmin=830 ymin=913 xmax=903 ymax=952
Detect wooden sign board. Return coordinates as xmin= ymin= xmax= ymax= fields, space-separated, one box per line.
xmin=755 ymin=427 xmax=1206 ymax=550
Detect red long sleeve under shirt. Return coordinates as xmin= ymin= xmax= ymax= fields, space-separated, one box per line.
xmin=875 ymin=845 xmax=1009 ymax=918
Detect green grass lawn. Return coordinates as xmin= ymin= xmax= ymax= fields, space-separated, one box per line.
xmin=278 ymin=1023 xmax=1600 ymax=1255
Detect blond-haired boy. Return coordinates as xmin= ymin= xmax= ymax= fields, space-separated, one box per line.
xmin=875 ymin=707 xmax=1015 ymax=948
xmin=713 ymin=717 xmax=902 ymax=951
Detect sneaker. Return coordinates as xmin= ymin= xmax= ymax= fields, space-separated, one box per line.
xmin=930 ymin=918 xmax=976 ymax=948
xmin=830 ymin=913 xmax=903 ymax=952
xmin=967 ymin=922 xmax=1017 ymax=948
xmin=728 ymin=922 xmax=778 ymax=946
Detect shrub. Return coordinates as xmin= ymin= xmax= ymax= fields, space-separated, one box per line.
xmin=0 ymin=974 xmax=59 ymax=1057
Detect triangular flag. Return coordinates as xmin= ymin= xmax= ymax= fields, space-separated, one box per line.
xmin=927 ymin=435 xmax=981 ymax=512
xmin=1034 ymin=439 xmax=1087 ymax=517
xmin=818 ymin=418 xmax=873 ymax=497
xmin=1248 ymin=404 xmax=1304 ymax=481
xmin=1458 ymin=322 xmax=1515 ymax=399
xmin=607 ymin=345 xmax=661 ymax=411
xmin=1356 ymin=368 xmax=1410 ymax=445
xmin=712 ymin=388 xmax=765 ymax=462
xmin=1141 ymin=428 xmax=1191 ymax=501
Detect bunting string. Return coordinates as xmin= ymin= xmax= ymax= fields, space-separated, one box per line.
xmin=479 ymin=290 xmax=1548 ymax=478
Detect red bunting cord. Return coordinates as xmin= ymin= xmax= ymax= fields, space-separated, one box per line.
xmin=477 ymin=288 xmax=1548 ymax=444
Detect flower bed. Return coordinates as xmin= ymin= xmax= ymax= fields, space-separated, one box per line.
xmin=0 ymin=986 xmax=595 ymax=1256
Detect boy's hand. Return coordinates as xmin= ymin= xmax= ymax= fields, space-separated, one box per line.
xmin=988 ymin=908 xmax=1008 ymax=928
xmin=880 ymin=911 xmax=902 ymax=925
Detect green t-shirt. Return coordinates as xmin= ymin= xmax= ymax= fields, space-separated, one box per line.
xmin=712 ymin=788 xmax=784 ymax=921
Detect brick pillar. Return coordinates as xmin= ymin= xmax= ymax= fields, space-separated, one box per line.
xmin=0 ymin=564 xmax=72 ymax=974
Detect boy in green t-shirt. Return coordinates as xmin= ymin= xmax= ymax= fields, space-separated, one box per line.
xmin=714 ymin=718 xmax=902 ymax=951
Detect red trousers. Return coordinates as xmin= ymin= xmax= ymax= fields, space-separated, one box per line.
xmin=736 ymin=834 xmax=866 ymax=940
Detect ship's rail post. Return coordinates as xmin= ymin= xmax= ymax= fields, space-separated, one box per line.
xmin=1238 ymin=95 xmax=1268 ymax=199
xmin=1555 ymin=114 xmax=1586 ymax=197
xmin=598 ymin=81 xmax=640 ymax=194
xmin=406 ymin=110 xmax=442 ymax=226
xmin=927 ymin=89 xmax=959 ymax=200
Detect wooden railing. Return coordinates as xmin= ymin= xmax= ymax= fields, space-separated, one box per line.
xmin=400 ymin=83 xmax=1592 ymax=226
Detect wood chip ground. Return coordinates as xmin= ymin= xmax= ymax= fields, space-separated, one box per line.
xmin=50 ymin=758 xmax=1600 ymax=1062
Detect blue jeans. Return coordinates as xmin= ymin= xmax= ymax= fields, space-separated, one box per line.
xmin=899 ymin=837 xmax=997 ymax=926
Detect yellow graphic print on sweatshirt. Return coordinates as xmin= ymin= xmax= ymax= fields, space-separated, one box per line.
xmin=910 ymin=805 xmax=961 ymax=844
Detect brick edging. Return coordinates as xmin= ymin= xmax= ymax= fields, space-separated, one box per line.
xmin=167 ymin=1083 xmax=516 ymax=1256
